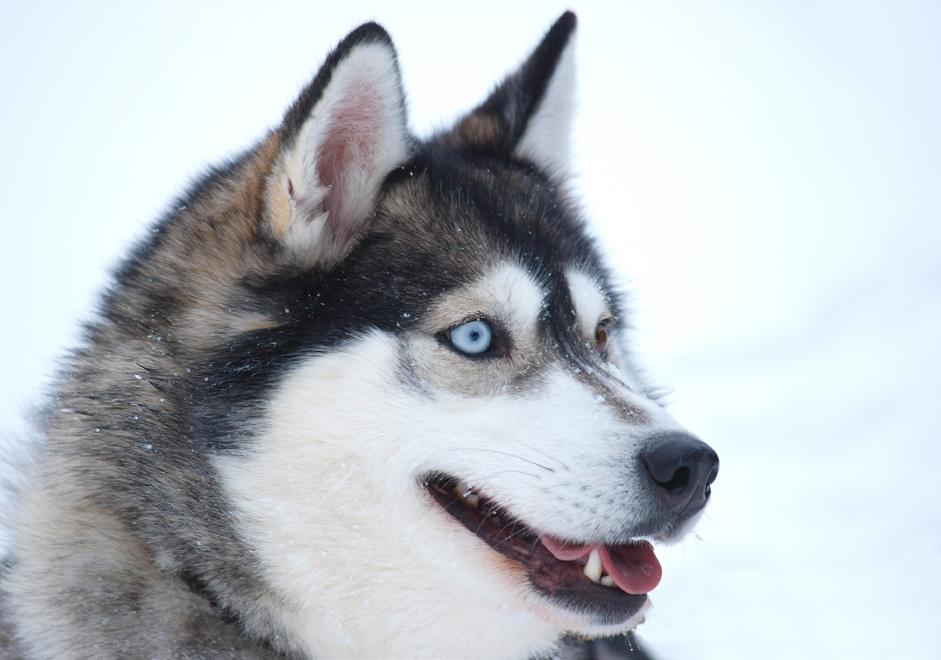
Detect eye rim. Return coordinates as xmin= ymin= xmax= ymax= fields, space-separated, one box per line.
xmin=437 ymin=317 xmax=509 ymax=359
xmin=595 ymin=316 xmax=615 ymax=355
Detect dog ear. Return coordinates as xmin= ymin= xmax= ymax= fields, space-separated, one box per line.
xmin=265 ymin=23 xmax=411 ymax=266
xmin=442 ymin=12 xmax=577 ymax=179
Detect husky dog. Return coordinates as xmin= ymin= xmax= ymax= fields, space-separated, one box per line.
xmin=0 ymin=12 xmax=719 ymax=659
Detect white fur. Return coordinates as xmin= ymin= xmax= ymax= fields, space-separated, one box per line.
xmin=278 ymin=41 xmax=409 ymax=264
xmin=514 ymin=35 xmax=576 ymax=179
xmin=566 ymin=269 xmax=608 ymax=338
xmin=215 ymin=262 xmax=688 ymax=658
xmin=479 ymin=262 xmax=546 ymax=337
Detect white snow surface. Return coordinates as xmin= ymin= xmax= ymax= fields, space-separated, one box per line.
xmin=1 ymin=2 xmax=938 ymax=658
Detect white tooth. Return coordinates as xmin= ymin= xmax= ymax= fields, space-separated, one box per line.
xmin=452 ymin=481 xmax=471 ymax=496
xmin=583 ymin=548 xmax=602 ymax=583
xmin=600 ymin=575 xmax=615 ymax=587
xmin=464 ymin=493 xmax=480 ymax=508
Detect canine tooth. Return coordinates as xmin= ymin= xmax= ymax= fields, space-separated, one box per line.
xmin=600 ymin=575 xmax=615 ymax=587
xmin=583 ymin=548 xmax=602 ymax=583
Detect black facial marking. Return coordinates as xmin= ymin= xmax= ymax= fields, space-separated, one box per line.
xmin=190 ymin=142 xmax=625 ymax=451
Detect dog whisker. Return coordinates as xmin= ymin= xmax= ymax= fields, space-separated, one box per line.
xmin=473 ymin=469 xmax=542 ymax=482
xmin=500 ymin=522 xmax=532 ymax=546
xmin=512 ymin=439 xmax=569 ymax=471
xmin=451 ymin=447 xmax=555 ymax=473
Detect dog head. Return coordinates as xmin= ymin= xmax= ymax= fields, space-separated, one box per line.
xmin=157 ymin=13 xmax=720 ymax=658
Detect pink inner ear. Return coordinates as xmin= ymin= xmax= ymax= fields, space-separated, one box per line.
xmin=316 ymin=77 xmax=383 ymax=250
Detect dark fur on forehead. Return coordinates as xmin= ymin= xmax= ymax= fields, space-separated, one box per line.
xmin=414 ymin=144 xmax=605 ymax=279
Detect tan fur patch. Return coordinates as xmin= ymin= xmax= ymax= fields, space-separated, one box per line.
xmin=230 ymin=314 xmax=283 ymax=333
xmin=452 ymin=113 xmax=503 ymax=148
xmin=266 ymin=170 xmax=293 ymax=241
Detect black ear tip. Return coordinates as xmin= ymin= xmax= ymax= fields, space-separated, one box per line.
xmin=538 ymin=12 xmax=576 ymax=54
xmin=342 ymin=21 xmax=395 ymax=50
xmin=555 ymin=11 xmax=578 ymax=34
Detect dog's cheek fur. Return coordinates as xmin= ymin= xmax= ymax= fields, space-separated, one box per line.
xmin=213 ymin=332 xmax=561 ymax=658
xmin=213 ymin=331 xmax=679 ymax=657
xmin=407 ymin=364 xmax=683 ymax=542
xmin=3 ymin=458 xmax=286 ymax=659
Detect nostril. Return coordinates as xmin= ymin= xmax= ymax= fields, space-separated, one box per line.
xmin=654 ymin=465 xmax=690 ymax=494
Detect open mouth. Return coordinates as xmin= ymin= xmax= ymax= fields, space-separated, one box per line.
xmin=424 ymin=474 xmax=662 ymax=625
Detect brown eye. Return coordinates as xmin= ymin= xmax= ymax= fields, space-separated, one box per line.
xmin=595 ymin=319 xmax=612 ymax=353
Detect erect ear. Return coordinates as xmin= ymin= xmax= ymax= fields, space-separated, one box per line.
xmin=266 ymin=23 xmax=411 ymax=266
xmin=442 ymin=12 xmax=577 ymax=179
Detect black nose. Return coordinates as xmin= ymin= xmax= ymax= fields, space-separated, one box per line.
xmin=639 ymin=432 xmax=719 ymax=514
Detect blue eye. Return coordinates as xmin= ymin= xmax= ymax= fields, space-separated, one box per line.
xmin=448 ymin=319 xmax=494 ymax=356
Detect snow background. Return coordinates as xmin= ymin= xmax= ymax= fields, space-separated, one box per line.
xmin=1 ymin=1 xmax=938 ymax=658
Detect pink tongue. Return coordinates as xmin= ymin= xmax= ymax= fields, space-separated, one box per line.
xmin=539 ymin=535 xmax=662 ymax=595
